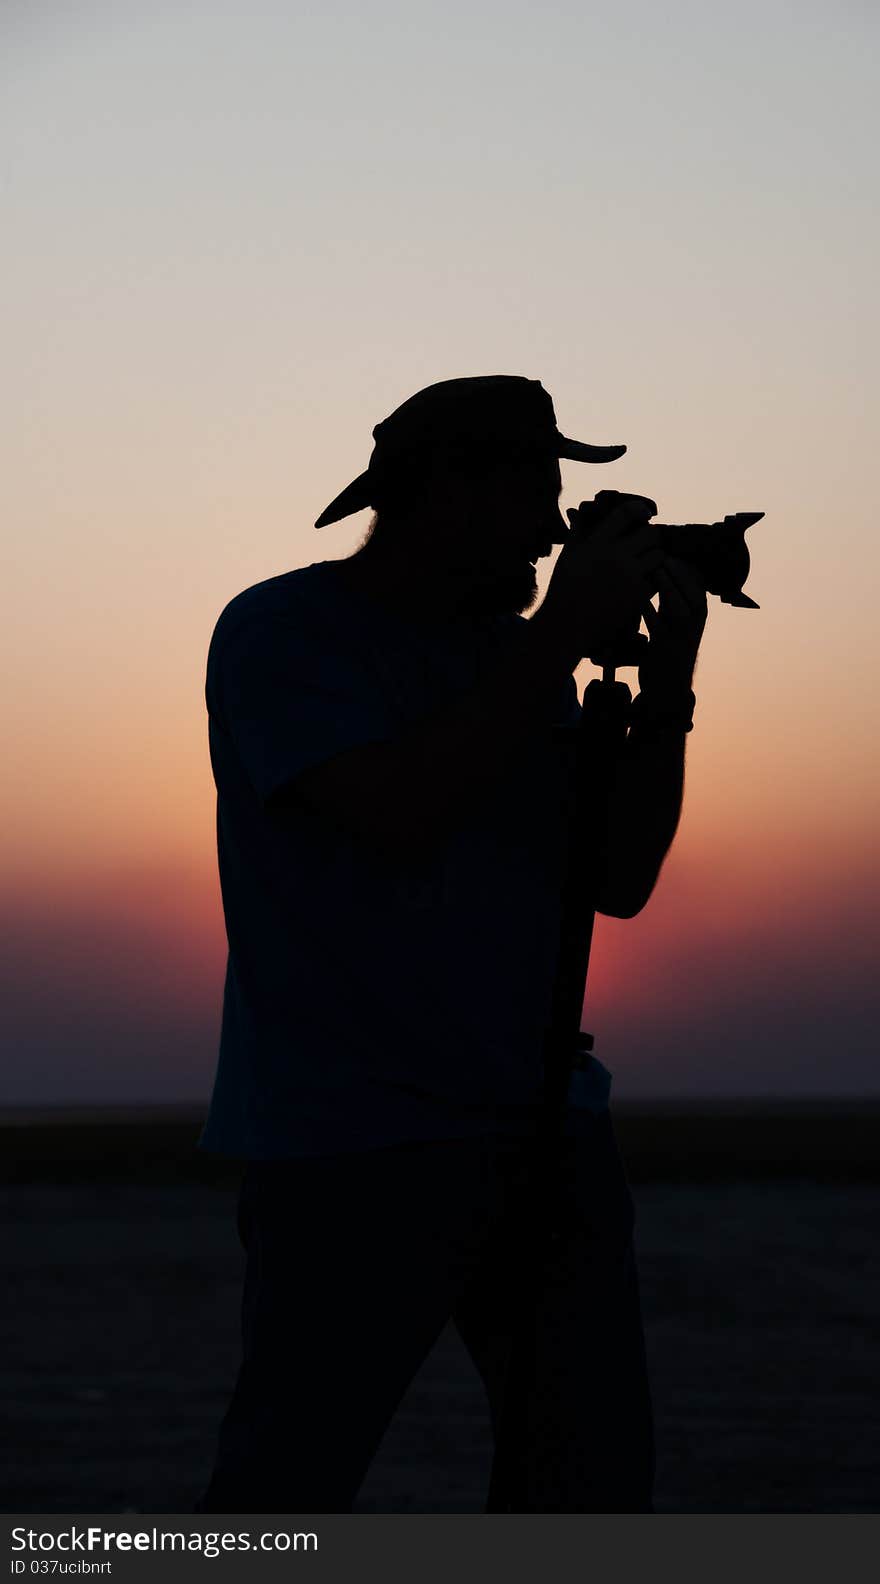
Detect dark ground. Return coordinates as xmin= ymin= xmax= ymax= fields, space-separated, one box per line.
xmin=2 ymin=1107 xmax=879 ymax=1513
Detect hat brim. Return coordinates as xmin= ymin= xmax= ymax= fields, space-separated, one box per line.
xmin=314 ymin=471 xmax=373 ymax=529
xmin=314 ymin=436 xmax=627 ymax=527
xmin=556 ymin=434 xmax=627 ymax=464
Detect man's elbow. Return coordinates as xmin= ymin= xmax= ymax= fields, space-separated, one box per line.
xmin=596 ymin=892 xmax=649 ymax=920
xmin=595 ymin=870 xmax=660 ymax=918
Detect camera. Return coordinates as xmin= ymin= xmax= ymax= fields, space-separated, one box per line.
xmin=574 ymin=489 xmax=763 ymax=609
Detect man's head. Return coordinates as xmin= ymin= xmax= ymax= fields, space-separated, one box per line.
xmin=361 ymin=441 xmax=565 ymax=617
xmin=314 ymin=375 xmax=625 ymax=619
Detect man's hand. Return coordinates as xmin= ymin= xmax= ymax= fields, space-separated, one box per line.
xmin=639 ymin=555 xmax=708 ymax=697
xmin=535 ymin=492 xmax=664 ymax=663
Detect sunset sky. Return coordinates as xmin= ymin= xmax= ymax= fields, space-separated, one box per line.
xmin=3 ymin=0 xmax=878 ymax=1104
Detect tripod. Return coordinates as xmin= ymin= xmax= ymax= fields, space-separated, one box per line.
xmin=485 ymin=636 xmax=643 ymax=1513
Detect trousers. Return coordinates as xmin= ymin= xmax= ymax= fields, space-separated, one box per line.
xmin=196 ymin=1111 xmax=655 ymax=1512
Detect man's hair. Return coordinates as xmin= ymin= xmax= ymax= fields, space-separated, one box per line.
xmin=365 ymin=445 xmax=488 ymax=542
xmin=368 ymin=452 xmax=425 ymax=525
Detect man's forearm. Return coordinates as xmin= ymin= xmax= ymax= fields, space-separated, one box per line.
xmin=597 ymin=712 xmax=689 ymax=918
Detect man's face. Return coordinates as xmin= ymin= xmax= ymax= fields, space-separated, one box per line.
xmin=436 ymin=451 xmax=567 ymax=617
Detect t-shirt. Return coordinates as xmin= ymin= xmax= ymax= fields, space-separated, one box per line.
xmin=199 ymin=559 xmax=612 ymax=1158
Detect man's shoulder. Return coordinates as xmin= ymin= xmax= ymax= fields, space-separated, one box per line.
xmin=208 ymin=561 xmax=341 ymax=656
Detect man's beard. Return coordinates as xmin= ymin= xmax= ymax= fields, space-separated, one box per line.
xmin=456 ymin=564 xmax=539 ymax=619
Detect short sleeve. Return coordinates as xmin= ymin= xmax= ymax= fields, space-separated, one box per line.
xmin=210 ymin=610 xmax=394 ymax=809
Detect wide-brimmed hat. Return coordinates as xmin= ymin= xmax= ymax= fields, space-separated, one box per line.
xmin=314 ymin=374 xmax=625 ymax=527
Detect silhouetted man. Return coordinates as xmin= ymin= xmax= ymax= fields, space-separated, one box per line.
xmin=196 ymin=375 xmax=707 ymax=1512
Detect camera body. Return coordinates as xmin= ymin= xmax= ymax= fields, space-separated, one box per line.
xmin=576 ymin=490 xmax=762 ymax=609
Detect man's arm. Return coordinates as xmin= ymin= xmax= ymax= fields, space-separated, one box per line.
xmin=270 ymin=608 xmax=581 ymax=846
xmin=594 ymin=554 xmax=707 ymax=918
xmin=595 ymin=712 xmax=690 ymax=918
